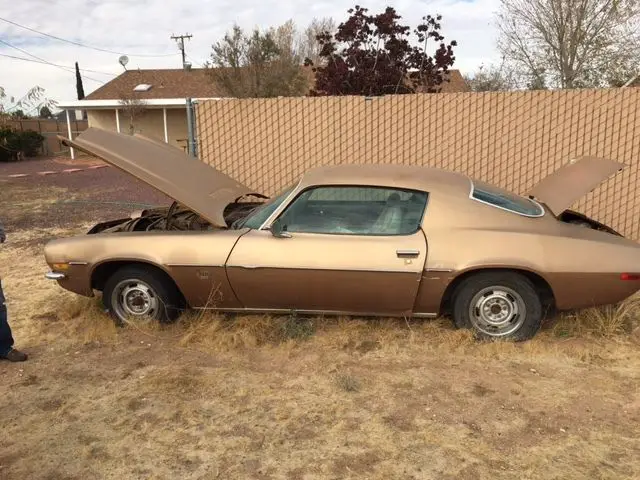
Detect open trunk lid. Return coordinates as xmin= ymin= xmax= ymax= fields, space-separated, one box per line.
xmin=527 ymin=156 xmax=625 ymax=216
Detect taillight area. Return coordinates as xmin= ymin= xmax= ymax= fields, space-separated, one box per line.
xmin=620 ymin=273 xmax=640 ymax=281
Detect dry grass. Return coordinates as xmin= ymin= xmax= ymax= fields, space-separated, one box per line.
xmin=0 ymin=194 xmax=639 ymax=479
xmin=553 ymin=295 xmax=640 ymax=338
xmin=27 ymin=279 xmax=640 ymax=363
xmin=335 ymin=372 xmax=362 ymax=392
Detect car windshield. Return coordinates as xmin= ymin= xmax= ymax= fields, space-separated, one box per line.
xmin=234 ymin=183 xmax=297 ymax=229
xmin=470 ymin=180 xmax=544 ymax=217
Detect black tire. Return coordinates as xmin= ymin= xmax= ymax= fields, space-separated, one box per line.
xmin=451 ymin=271 xmax=543 ymax=341
xmin=102 ymin=265 xmax=183 ymax=327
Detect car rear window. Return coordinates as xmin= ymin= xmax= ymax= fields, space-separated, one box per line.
xmin=470 ymin=180 xmax=544 ymax=217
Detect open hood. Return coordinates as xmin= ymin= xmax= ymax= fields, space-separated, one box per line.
xmin=527 ymin=156 xmax=625 ymax=216
xmin=59 ymin=128 xmax=258 ymax=227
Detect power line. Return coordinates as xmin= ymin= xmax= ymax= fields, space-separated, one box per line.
xmin=0 ymin=52 xmax=115 ymax=76
xmin=0 ymin=15 xmax=178 ymax=58
xmin=185 ymin=54 xmax=205 ymax=68
xmin=0 ymin=38 xmax=106 ymax=83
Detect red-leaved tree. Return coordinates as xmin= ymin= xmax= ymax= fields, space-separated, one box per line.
xmin=305 ymin=6 xmax=457 ymax=96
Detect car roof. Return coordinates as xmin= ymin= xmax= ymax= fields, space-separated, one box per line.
xmin=299 ymin=163 xmax=472 ymax=196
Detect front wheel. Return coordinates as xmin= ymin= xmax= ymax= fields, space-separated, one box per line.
xmin=451 ymin=272 xmax=543 ymax=341
xmin=102 ymin=265 xmax=183 ymax=327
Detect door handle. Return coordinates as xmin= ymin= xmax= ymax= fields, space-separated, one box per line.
xmin=396 ymin=249 xmax=420 ymax=258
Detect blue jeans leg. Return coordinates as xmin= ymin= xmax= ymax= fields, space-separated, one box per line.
xmin=0 ymin=281 xmax=13 ymax=356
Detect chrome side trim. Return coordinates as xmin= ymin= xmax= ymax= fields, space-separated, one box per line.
xmin=412 ymin=312 xmax=439 ymax=318
xmin=45 ymin=272 xmax=66 ymax=280
xmin=68 ymin=261 xmax=88 ymax=266
xmin=425 ymin=268 xmax=454 ymax=273
xmin=258 ymin=179 xmax=303 ymax=231
xmin=195 ymin=306 xmax=439 ymax=318
xmin=166 ymin=264 xmax=223 ymax=268
xmin=226 ymin=265 xmax=419 ymax=274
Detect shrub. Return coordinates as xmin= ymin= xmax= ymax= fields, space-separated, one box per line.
xmin=277 ymin=314 xmax=316 ymax=342
xmin=0 ymin=127 xmax=45 ymax=161
xmin=15 ymin=130 xmax=45 ymax=157
xmin=0 ymin=127 xmax=16 ymax=162
xmin=335 ymin=373 xmax=361 ymax=393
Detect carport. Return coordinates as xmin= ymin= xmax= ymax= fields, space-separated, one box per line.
xmin=56 ymin=98 xmax=208 ymax=159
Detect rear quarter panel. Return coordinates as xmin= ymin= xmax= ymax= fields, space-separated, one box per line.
xmin=415 ymin=191 xmax=640 ymax=313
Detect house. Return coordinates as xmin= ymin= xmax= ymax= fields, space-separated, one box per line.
xmin=431 ymin=69 xmax=469 ymax=93
xmin=56 ymin=68 xmax=226 ymax=157
xmin=56 ymin=67 xmax=469 ymax=158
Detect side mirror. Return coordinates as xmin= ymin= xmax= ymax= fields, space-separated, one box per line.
xmin=270 ymin=218 xmax=291 ymax=238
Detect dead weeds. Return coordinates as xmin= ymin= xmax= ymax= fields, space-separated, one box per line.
xmin=553 ymin=295 xmax=640 ymax=338
xmin=24 ymin=286 xmax=640 ymax=363
xmin=0 ymin=215 xmax=639 ymax=479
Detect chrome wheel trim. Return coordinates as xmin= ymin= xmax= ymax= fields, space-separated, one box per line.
xmin=111 ymin=279 xmax=160 ymax=324
xmin=468 ymin=286 xmax=526 ymax=337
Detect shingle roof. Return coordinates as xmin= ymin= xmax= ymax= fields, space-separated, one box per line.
xmin=85 ymin=68 xmax=226 ymax=100
xmin=440 ymin=69 xmax=470 ymax=93
xmin=85 ymin=67 xmax=468 ymax=100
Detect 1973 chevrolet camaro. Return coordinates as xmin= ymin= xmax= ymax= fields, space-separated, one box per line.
xmin=44 ymin=128 xmax=640 ymax=341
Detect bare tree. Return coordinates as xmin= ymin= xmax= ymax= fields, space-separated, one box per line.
xmin=118 ymin=95 xmax=148 ymax=134
xmin=464 ymin=62 xmax=518 ymax=91
xmin=300 ymin=17 xmax=337 ymax=66
xmin=267 ymin=20 xmax=311 ymax=94
xmin=0 ymin=85 xmax=56 ymax=125
xmin=496 ymin=0 xmax=640 ymax=89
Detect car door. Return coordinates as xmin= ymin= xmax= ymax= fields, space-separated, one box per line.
xmin=225 ymin=185 xmax=429 ymax=316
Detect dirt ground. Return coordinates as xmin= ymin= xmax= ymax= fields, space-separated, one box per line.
xmin=0 ymin=157 xmax=639 ymax=479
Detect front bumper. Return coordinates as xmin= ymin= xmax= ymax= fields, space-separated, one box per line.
xmin=45 ymin=271 xmax=67 ymax=280
xmin=43 ymin=268 xmax=94 ymax=297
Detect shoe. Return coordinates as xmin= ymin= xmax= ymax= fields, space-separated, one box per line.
xmin=1 ymin=348 xmax=28 ymax=362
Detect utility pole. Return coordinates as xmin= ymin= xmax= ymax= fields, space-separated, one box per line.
xmin=170 ymin=33 xmax=192 ymax=68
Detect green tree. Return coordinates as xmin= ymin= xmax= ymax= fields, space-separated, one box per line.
xmin=75 ymin=61 xmax=86 ymax=100
xmin=206 ymin=18 xmax=333 ymax=98
xmin=39 ymin=106 xmax=53 ymax=118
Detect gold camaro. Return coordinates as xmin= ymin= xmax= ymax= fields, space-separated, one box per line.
xmin=44 ymin=128 xmax=640 ymax=341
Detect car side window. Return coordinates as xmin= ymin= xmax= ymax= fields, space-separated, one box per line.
xmin=275 ymin=186 xmax=428 ymax=236
xmin=470 ymin=180 xmax=544 ymax=217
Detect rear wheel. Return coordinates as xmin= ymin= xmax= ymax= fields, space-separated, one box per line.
xmin=102 ymin=265 xmax=183 ymax=326
xmin=451 ymin=272 xmax=543 ymax=341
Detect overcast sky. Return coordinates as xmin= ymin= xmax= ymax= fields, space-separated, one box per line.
xmin=0 ymin=0 xmax=501 ymax=111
